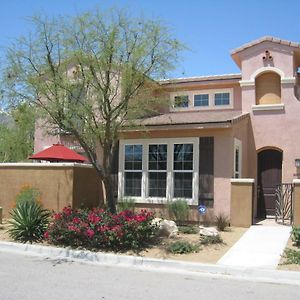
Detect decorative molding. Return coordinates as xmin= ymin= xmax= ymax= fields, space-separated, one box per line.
xmin=239 ymin=80 xmax=255 ymax=87
xmin=230 ymin=178 xmax=255 ymax=183
xmin=250 ymin=66 xmax=285 ymax=80
xmin=281 ymin=77 xmax=296 ymax=84
xmin=252 ymin=103 xmax=285 ymax=112
xmin=240 ymin=77 xmax=295 ymax=87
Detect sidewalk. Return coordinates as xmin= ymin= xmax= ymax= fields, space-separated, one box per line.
xmin=217 ymin=224 xmax=291 ymax=269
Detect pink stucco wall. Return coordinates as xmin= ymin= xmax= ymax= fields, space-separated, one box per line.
xmin=239 ymin=41 xmax=300 ymax=183
xmin=33 ymin=37 xmax=300 ymax=220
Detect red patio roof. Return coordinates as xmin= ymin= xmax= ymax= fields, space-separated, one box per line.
xmin=29 ymin=143 xmax=86 ymax=163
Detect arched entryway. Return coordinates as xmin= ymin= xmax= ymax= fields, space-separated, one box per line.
xmin=257 ymin=149 xmax=283 ymax=217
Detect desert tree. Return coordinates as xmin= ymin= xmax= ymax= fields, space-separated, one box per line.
xmin=0 ymin=103 xmax=35 ymax=162
xmin=2 ymin=9 xmax=184 ymax=212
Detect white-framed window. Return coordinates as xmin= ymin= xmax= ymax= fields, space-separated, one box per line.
xmin=233 ymin=138 xmax=242 ymax=178
xmin=170 ymin=88 xmax=233 ymax=111
xmin=173 ymin=95 xmax=189 ymax=108
xmin=194 ymin=94 xmax=209 ymax=107
xmin=119 ymin=138 xmax=199 ymax=204
xmin=124 ymin=144 xmax=143 ymax=197
xmin=173 ymin=143 xmax=194 ymax=198
xmin=214 ymin=92 xmax=230 ymax=106
xmin=148 ymin=144 xmax=168 ymax=197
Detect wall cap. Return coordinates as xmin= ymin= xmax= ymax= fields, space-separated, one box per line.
xmin=231 ymin=178 xmax=255 ymax=184
xmin=0 ymin=163 xmax=93 ymax=168
xmin=292 ymin=179 xmax=300 ymax=185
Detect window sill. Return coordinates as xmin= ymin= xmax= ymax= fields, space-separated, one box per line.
xmin=252 ymin=103 xmax=284 ymax=112
xmin=120 ymin=197 xmax=198 ymax=205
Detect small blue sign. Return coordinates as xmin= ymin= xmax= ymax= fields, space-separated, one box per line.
xmin=198 ymin=205 xmax=207 ymax=215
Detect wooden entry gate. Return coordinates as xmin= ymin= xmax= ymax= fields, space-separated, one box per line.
xmin=257 ymin=149 xmax=283 ymax=217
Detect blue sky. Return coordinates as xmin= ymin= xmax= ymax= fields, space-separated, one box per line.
xmin=0 ymin=0 xmax=300 ymax=78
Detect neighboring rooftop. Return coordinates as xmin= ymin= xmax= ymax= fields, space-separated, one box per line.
xmin=159 ymin=73 xmax=241 ymax=85
xmin=134 ymin=111 xmax=249 ymax=128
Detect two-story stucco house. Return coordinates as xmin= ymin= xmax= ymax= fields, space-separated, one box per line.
xmin=35 ymin=36 xmax=300 ymax=223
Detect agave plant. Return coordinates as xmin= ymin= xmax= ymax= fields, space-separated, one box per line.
xmin=8 ymin=201 xmax=50 ymax=243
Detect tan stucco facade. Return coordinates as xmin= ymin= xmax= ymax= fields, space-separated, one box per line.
xmin=293 ymin=180 xmax=300 ymax=226
xmin=230 ymin=179 xmax=254 ymax=227
xmin=0 ymin=163 xmax=103 ymax=217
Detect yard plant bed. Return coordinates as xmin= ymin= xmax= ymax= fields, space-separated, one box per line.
xmin=0 ymin=217 xmax=246 ymax=264
xmin=278 ymin=237 xmax=300 ymax=271
xmin=134 ymin=227 xmax=247 ymax=264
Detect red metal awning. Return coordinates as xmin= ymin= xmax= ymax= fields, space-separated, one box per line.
xmin=29 ymin=143 xmax=86 ymax=163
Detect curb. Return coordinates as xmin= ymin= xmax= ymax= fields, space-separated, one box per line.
xmin=0 ymin=241 xmax=300 ymax=286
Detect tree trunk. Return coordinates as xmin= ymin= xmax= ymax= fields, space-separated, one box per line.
xmin=103 ymin=175 xmax=116 ymax=214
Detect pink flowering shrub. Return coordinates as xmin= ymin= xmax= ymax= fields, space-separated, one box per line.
xmin=45 ymin=207 xmax=157 ymax=251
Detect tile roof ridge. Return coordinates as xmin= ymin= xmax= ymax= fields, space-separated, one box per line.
xmin=231 ymin=36 xmax=300 ymax=55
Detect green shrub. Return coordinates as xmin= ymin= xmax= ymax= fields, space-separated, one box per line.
xmin=178 ymin=225 xmax=198 ymax=234
xmin=215 ymin=213 xmax=229 ymax=231
xmin=8 ymin=201 xmax=50 ymax=243
xmin=167 ymin=240 xmax=200 ymax=254
xmin=200 ymin=234 xmax=223 ymax=245
xmin=168 ymin=199 xmax=189 ymax=225
xmin=45 ymin=207 xmax=157 ymax=251
xmin=117 ymin=198 xmax=135 ymax=213
xmin=292 ymin=227 xmax=300 ymax=247
xmin=283 ymin=248 xmax=300 ymax=265
xmin=15 ymin=186 xmax=40 ymax=206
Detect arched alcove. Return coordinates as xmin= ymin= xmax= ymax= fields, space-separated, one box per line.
xmin=255 ymin=72 xmax=281 ymax=105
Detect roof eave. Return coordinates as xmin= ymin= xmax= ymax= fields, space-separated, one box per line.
xmin=121 ymin=121 xmax=233 ymax=132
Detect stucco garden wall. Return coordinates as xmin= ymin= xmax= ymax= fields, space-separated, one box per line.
xmin=0 ymin=163 xmax=103 ymax=217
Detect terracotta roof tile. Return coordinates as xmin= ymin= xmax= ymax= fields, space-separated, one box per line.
xmin=231 ymin=36 xmax=300 ymax=55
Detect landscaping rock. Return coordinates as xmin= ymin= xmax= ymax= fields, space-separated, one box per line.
xmin=152 ymin=218 xmax=178 ymax=238
xmin=199 ymin=226 xmax=218 ymax=237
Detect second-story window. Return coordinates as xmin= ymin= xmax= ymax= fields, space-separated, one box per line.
xmin=174 ymin=95 xmax=189 ymax=108
xmin=214 ymin=92 xmax=230 ymax=106
xmin=194 ymin=94 xmax=209 ymax=107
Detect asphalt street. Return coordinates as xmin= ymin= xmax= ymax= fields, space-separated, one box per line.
xmin=0 ymin=251 xmax=300 ymax=300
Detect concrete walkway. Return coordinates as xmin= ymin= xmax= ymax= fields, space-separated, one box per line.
xmin=217 ymin=224 xmax=291 ymax=269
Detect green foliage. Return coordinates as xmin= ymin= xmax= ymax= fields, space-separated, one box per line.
xmin=167 ymin=240 xmax=200 ymax=254
xmin=215 ymin=213 xmax=229 ymax=231
xmin=283 ymin=248 xmax=300 ymax=265
xmin=292 ymin=227 xmax=300 ymax=247
xmin=0 ymin=103 xmax=35 ymax=162
xmin=200 ymin=234 xmax=223 ymax=245
xmin=15 ymin=186 xmax=40 ymax=206
xmin=168 ymin=199 xmax=190 ymax=225
xmin=8 ymin=201 xmax=50 ymax=243
xmin=117 ymin=198 xmax=135 ymax=213
xmin=2 ymin=9 xmax=184 ymax=214
xmin=178 ymin=225 xmax=198 ymax=234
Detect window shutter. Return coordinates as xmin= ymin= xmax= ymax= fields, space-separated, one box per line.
xmin=199 ymin=137 xmax=214 ymax=206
